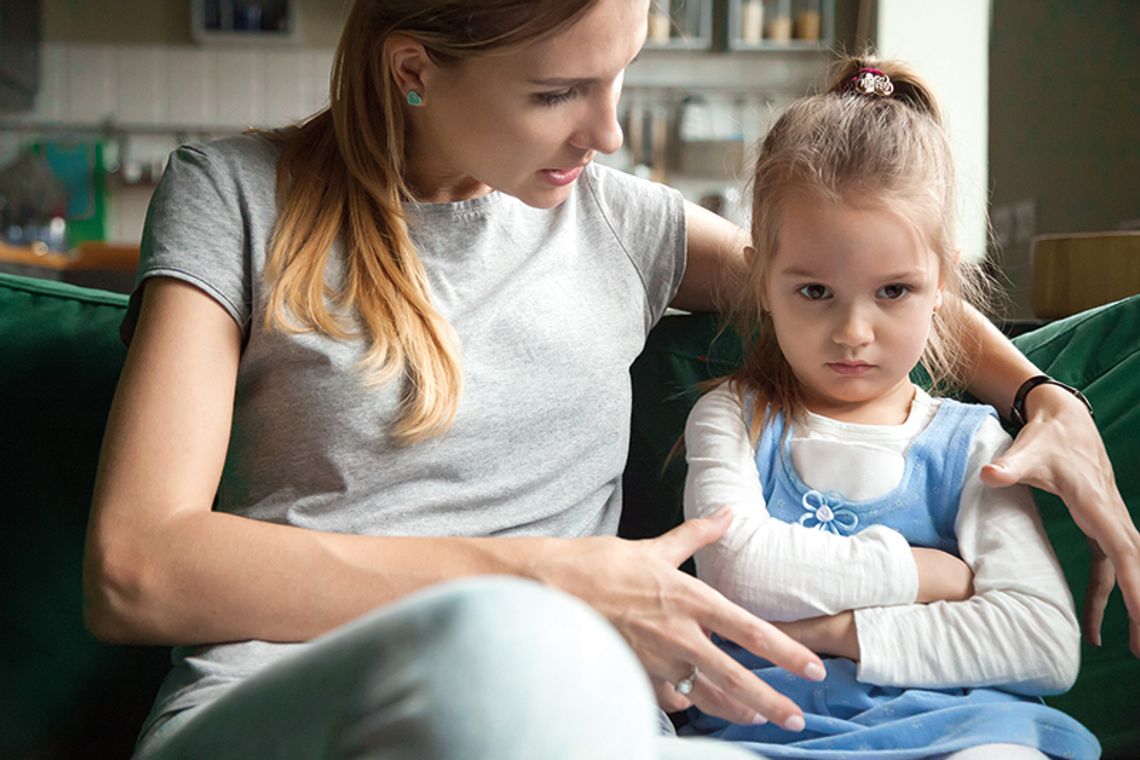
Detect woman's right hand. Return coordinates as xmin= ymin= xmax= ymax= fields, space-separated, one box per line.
xmin=529 ymin=507 xmax=825 ymax=731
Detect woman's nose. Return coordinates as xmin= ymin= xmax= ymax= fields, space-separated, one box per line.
xmin=572 ymin=81 xmax=624 ymax=156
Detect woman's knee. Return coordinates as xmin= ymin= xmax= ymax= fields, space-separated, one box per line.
xmin=420 ymin=576 xmax=651 ymax=702
xmin=344 ymin=576 xmax=659 ymax=759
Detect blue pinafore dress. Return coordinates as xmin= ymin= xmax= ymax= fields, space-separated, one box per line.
xmin=683 ymin=399 xmax=1100 ymax=759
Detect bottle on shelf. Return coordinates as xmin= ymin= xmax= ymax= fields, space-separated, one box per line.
xmin=741 ymin=0 xmax=764 ymax=45
xmin=649 ymin=1 xmax=672 ymax=44
xmin=794 ymin=0 xmax=822 ymax=40
xmin=764 ymin=0 xmax=793 ymax=43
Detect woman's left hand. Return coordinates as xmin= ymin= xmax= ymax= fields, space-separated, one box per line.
xmin=980 ymin=383 xmax=1140 ymax=657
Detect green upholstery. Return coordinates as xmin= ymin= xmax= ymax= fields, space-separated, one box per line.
xmin=1008 ymin=298 xmax=1140 ymax=757
xmin=2 ymin=270 xmax=1137 ymax=757
xmin=0 ymin=275 xmax=169 ymax=758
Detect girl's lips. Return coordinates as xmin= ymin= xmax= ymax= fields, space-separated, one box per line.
xmin=539 ymin=165 xmax=585 ymax=186
xmin=827 ymin=362 xmax=874 ymax=376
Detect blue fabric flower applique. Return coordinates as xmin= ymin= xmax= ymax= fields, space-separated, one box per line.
xmin=798 ymin=489 xmax=859 ymax=535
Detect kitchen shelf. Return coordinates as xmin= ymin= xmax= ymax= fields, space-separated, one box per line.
xmin=191 ymin=0 xmax=297 ymax=45
xmin=728 ymin=0 xmax=835 ymax=51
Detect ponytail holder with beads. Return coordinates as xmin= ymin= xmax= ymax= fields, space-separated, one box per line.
xmin=846 ymin=68 xmax=894 ymax=97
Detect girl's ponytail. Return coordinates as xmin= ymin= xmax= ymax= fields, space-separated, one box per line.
xmin=829 ymin=56 xmax=944 ymax=127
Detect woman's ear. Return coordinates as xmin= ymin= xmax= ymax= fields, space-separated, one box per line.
xmin=385 ymin=33 xmax=433 ymax=104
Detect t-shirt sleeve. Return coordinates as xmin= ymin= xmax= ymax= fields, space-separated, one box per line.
xmin=580 ymin=163 xmax=686 ymax=329
xmin=121 ymin=141 xmax=260 ymax=345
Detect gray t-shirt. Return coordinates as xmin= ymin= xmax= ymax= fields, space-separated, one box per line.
xmin=127 ymin=134 xmax=686 ymax=722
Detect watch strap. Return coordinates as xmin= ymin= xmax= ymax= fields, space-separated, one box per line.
xmin=1010 ymin=374 xmax=1094 ymax=429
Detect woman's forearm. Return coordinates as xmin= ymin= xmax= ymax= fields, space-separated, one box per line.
xmin=959 ymin=302 xmax=1038 ymax=413
xmin=85 ymin=504 xmax=828 ymax=730
xmin=85 ymin=507 xmax=549 ymax=645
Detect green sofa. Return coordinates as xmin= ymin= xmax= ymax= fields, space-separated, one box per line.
xmin=2 ymin=271 xmax=1138 ymax=758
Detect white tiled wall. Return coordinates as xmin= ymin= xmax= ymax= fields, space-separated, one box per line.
xmin=4 ymin=42 xmax=336 ymax=244
xmin=27 ymin=42 xmax=335 ymax=131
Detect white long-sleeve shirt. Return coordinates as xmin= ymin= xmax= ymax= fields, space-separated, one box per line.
xmin=683 ymin=384 xmax=1080 ymax=696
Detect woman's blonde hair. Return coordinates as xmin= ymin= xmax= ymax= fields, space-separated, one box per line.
xmin=726 ymin=55 xmax=992 ymax=438
xmin=259 ymin=0 xmax=597 ymax=443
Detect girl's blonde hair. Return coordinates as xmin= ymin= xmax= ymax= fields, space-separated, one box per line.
xmin=259 ymin=0 xmax=597 ymax=443
xmin=726 ymin=55 xmax=992 ymax=437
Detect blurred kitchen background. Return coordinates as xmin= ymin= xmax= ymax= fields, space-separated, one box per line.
xmin=1 ymin=0 xmax=1137 ymax=318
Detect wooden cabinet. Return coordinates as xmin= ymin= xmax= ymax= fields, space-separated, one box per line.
xmin=1031 ymin=232 xmax=1140 ymax=319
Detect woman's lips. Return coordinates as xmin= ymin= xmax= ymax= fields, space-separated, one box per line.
xmin=827 ymin=361 xmax=874 ymax=376
xmin=539 ymin=165 xmax=585 ymax=186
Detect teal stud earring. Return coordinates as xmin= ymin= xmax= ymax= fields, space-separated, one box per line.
xmin=406 ymin=90 xmax=424 ymax=107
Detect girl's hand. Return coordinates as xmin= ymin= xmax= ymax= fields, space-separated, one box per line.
xmin=770 ymin=612 xmax=859 ymax=661
xmin=530 ymin=507 xmax=825 ymax=731
xmin=980 ymin=383 xmax=1140 ymax=656
xmin=912 ymin=547 xmax=974 ymax=602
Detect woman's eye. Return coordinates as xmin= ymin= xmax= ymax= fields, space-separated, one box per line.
xmin=877 ymin=284 xmax=910 ymax=300
xmin=536 ymin=88 xmax=577 ymax=107
xmin=798 ymin=284 xmax=831 ymax=300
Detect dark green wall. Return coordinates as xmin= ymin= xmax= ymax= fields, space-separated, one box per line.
xmin=989 ymin=0 xmax=1140 ymax=317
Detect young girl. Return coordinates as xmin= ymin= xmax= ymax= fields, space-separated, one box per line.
xmin=681 ymin=58 xmax=1100 ymax=759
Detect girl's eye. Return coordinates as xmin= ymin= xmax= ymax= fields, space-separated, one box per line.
xmin=877 ymin=284 xmax=910 ymax=300
xmin=536 ymin=88 xmax=578 ymax=107
xmin=798 ymin=284 xmax=831 ymax=300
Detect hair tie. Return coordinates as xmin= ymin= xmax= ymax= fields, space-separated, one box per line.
xmin=845 ymin=67 xmax=894 ymax=97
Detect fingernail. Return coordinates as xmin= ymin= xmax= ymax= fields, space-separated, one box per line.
xmin=783 ymin=714 xmax=806 ymax=732
xmin=750 ymin=713 xmax=768 ymax=725
xmin=712 ymin=505 xmax=732 ymax=519
xmin=804 ymin=662 xmax=826 ymax=681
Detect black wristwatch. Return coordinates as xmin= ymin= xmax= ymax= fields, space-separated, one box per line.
xmin=1009 ymin=374 xmax=1094 ymax=429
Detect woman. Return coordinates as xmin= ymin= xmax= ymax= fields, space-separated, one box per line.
xmin=83 ymin=1 xmax=1138 ymax=757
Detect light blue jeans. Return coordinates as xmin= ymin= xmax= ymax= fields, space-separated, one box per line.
xmin=134 ymin=576 xmax=755 ymax=759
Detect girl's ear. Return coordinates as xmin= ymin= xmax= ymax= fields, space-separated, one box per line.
xmin=386 ymin=33 xmax=434 ymax=102
xmin=933 ymin=248 xmax=960 ymax=312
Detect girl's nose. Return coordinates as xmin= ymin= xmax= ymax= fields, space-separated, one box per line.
xmin=833 ymin=304 xmax=874 ymax=347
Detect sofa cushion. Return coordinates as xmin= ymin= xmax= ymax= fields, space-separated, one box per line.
xmin=1006 ymin=295 xmax=1140 ymax=756
xmin=0 ymin=273 xmax=168 ymax=758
